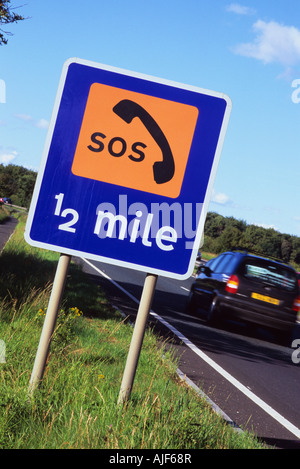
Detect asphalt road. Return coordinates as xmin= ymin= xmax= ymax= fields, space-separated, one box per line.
xmin=0 ymin=217 xmax=18 ymax=251
xmin=79 ymin=257 xmax=300 ymax=449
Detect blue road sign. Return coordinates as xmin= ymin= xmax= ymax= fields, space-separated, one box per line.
xmin=25 ymin=58 xmax=231 ymax=279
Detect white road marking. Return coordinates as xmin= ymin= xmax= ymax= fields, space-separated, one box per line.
xmin=81 ymin=257 xmax=300 ymax=440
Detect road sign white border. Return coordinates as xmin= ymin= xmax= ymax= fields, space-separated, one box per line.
xmin=25 ymin=57 xmax=232 ymax=280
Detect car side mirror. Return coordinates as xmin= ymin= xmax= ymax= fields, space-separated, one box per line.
xmin=197 ymin=265 xmax=212 ymax=276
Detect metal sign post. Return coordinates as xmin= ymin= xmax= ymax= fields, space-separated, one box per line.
xmin=28 ymin=254 xmax=71 ymax=396
xmin=118 ymin=273 xmax=157 ymax=405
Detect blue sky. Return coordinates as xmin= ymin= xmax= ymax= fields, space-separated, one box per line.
xmin=1 ymin=0 xmax=300 ymax=236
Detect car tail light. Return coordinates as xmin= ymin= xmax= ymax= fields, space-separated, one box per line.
xmin=226 ymin=275 xmax=239 ymax=294
xmin=293 ymin=296 xmax=300 ymax=313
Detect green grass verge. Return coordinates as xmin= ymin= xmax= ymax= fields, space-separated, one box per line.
xmin=0 ymin=214 xmax=267 ymax=449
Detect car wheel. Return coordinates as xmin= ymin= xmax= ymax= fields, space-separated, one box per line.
xmin=206 ymin=296 xmax=220 ymax=325
xmin=185 ymin=291 xmax=197 ymax=315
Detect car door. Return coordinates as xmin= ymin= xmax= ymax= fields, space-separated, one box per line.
xmin=194 ymin=254 xmax=226 ymax=309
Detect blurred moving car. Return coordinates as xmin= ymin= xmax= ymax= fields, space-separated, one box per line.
xmin=186 ymin=250 xmax=300 ymax=342
xmin=0 ymin=197 xmax=12 ymax=205
xmin=3 ymin=197 xmax=12 ymax=204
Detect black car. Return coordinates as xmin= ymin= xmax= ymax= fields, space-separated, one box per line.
xmin=186 ymin=250 xmax=300 ymax=341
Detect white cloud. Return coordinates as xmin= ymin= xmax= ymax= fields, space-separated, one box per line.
xmin=226 ymin=3 xmax=255 ymax=15
xmin=14 ymin=114 xmax=49 ymax=129
xmin=14 ymin=113 xmax=33 ymax=122
xmin=0 ymin=150 xmax=18 ymax=164
xmin=233 ymin=20 xmax=300 ymax=67
xmin=35 ymin=118 xmax=49 ymax=129
xmin=211 ymin=191 xmax=231 ymax=205
xmin=254 ymin=222 xmax=277 ymax=230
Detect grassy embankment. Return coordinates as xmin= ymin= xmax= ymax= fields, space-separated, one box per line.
xmin=0 ymin=211 xmax=267 ymax=449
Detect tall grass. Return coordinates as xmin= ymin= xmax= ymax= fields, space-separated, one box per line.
xmin=0 ymin=214 xmax=266 ymax=449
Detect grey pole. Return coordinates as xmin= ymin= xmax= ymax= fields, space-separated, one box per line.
xmin=28 ymin=253 xmax=71 ymax=396
xmin=118 ymin=273 xmax=158 ymax=405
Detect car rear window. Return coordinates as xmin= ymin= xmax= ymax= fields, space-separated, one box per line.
xmin=241 ymin=259 xmax=298 ymax=292
xmin=214 ymin=254 xmax=236 ymax=274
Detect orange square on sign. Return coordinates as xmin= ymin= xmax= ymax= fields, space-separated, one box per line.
xmin=71 ymin=83 xmax=199 ymax=198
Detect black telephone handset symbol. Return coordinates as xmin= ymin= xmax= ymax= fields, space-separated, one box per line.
xmin=113 ymin=99 xmax=175 ymax=184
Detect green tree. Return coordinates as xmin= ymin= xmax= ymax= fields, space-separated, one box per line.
xmin=202 ymin=212 xmax=300 ymax=268
xmin=204 ymin=212 xmax=226 ymax=238
xmin=240 ymin=224 xmax=265 ymax=252
xmin=259 ymin=229 xmax=282 ymax=259
xmin=0 ymin=164 xmax=36 ymax=207
xmin=214 ymin=226 xmax=242 ymax=253
xmin=281 ymin=237 xmax=292 ymax=263
xmin=0 ymin=0 xmax=25 ymax=45
xmin=291 ymin=237 xmax=300 ymax=265
xmin=225 ymin=216 xmax=247 ymax=233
